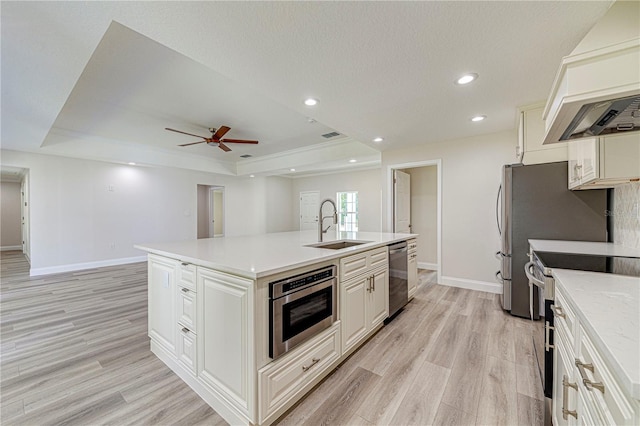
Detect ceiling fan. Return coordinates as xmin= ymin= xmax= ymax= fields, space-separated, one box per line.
xmin=165 ymin=126 xmax=258 ymax=152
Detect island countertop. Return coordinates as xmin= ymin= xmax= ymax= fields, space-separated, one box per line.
xmin=135 ymin=230 xmax=417 ymax=279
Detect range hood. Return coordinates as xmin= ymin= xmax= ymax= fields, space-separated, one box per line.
xmin=543 ymin=1 xmax=640 ymax=144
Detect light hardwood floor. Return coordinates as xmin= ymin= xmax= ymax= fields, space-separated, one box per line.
xmin=1 ymin=251 xmax=543 ymax=425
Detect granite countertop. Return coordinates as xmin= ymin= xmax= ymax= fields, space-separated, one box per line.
xmin=528 ymin=239 xmax=640 ymax=258
xmin=553 ymin=268 xmax=640 ymax=400
xmin=135 ymin=230 xmax=417 ymax=279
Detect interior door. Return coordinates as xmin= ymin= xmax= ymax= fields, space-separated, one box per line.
xmin=300 ymin=191 xmax=319 ymax=231
xmin=393 ymin=170 xmax=411 ymax=233
xmin=210 ymin=188 xmax=224 ymax=237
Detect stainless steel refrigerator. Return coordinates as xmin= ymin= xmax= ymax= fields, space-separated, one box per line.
xmin=496 ymin=162 xmax=607 ymax=318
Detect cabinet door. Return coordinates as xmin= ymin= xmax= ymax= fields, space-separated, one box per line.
xmin=197 ymin=267 xmax=253 ymax=416
xmin=340 ymin=277 xmax=368 ymax=354
xmin=579 ymin=138 xmax=599 ymax=184
xmin=148 ymin=255 xmax=177 ymax=354
xmin=368 ymin=268 xmax=388 ymax=329
xmin=408 ymin=252 xmax=418 ymax=299
xmin=568 ymin=142 xmax=581 ymax=189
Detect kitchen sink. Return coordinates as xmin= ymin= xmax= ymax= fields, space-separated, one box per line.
xmin=305 ymin=240 xmax=371 ymax=250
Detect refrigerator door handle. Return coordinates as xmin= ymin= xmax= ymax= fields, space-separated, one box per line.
xmin=495 ymin=270 xmax=510 ymax=284
xmin=496 ymin=184 xmax=502 ymax=236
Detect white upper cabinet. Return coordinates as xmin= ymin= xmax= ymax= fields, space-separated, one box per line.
xmin=569 ymin=133 xmax=640 ymax=190
xmin=517 ymin=103 xmax=567 ymax=164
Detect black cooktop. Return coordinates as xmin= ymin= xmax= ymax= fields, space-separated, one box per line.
xmin=534 ymin=251 xmax=640 ymax=278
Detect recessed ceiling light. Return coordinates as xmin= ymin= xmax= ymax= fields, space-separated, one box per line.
xmin=471 ymin=115 xmax=486 ymax=122
xmin=128 ymin=162 xmax=136 ymax=166
xmin=290 ymin=168 xmax=296 ymax=172
xmin=373 ymin=137 xmax=384 ymax=143
xmin=349 ymin=159 xmax=357 ymax=163
xmin=249 ymin=174 xmax=255 ymax=178
xmin=304 ymin=98 xmax=318 ymax=106
xmin=455 ymin=73 xmax=478 ymax=85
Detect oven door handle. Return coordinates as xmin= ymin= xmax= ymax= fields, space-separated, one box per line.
xmin=524 ymin=262 xmax=545 ymax=288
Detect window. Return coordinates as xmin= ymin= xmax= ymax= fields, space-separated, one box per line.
xmin=336 ymin=191 xmax=358 ymax=232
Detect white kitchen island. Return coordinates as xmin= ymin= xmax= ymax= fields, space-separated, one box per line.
xmin=135 ymin=230 xmax=417 ymax=425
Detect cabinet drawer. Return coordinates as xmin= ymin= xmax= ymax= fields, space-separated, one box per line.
xmin=177 ymin=287 xmax=196 ymax=332
xmin=407 ymin=239 xmax=417 ymax=252
xmin=554 ymin=289 xmax=577 ymax=348
xmin=340 ymin=246 xmax=388 ymax=282
xmin=258 ymin=325 xmax=340 ymax=423
xmin=177 ymin=326 xmax=196 ymax=375
xmin=178 ymin=262 xmax=196 ymax=291
xmin=577 ymin=324 xmax=637 ymax=425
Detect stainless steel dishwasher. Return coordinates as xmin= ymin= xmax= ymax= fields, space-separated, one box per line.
xmin=388 ymin=241 xmax=408 ymax=318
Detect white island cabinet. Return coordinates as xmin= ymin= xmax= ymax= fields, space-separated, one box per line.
xmin=552 ymin=270 xmax=640 ymax=426
xmin=137 ymin=230 xmax=417 ymax=426
xmin=340 ymin=246 xmax=389 ymax=355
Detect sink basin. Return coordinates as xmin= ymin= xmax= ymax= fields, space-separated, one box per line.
xmin=305 ymin=240 xmax=371 ymax=250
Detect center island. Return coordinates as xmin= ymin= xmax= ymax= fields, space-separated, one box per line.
xmin=135 ymin=230 xmax=418 ymax=425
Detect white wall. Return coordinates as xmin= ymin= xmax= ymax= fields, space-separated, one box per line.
xmin=265 ymin=176 xmax=294 ymax=233
xmin=1 ymin=150 xmax=293 ymax=274
xmin=404 ymin=166 xmax=437 ymax=266
xmin=0 ymin=181 xmax=22 ymax=249
xmin=291 ymin=168 xmax=382 ymax=232
xmin=382 ymin=130 xmax=515 ymax=292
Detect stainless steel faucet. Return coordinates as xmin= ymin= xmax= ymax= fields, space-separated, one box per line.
xmin=318 ymin=198 xmax=338 ymax=242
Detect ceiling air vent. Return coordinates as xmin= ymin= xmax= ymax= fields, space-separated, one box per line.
xmin=321 ymin=131 xmax=341 ymax=139
xmin=240 ymin=154 xmax=252 ymax=158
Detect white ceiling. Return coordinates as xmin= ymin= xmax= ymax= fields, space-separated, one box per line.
xmin=1 ymin=1 xmax=614 ymax=176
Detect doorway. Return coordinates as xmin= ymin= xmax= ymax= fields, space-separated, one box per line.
xmin=387 ymin=160 xmax=442 ymax=284
xmin=197 ymin=185 xmax=224 ymax=239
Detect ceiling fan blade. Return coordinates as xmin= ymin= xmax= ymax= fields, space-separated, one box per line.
xmin=165 ymin=128 xmax=209 ymax=139
xmin=178 ymin=141 xmax=206 ymax=147
xmin=212 ymin=126 xmax=231 ymax=140
xmin=221 ymin=138 xmax=259 ymax=144
xmin=218 ymin=142 xmax=232 ymax=152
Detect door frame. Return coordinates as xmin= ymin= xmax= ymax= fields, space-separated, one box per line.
xmin=386 ymin=159 xmax=442 ymax=285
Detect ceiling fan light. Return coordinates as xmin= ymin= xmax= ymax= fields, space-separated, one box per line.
xmin=349 ymin=159 xmax=357 ymax=163
xmin=373 ymin=137 xmax=383 ymax=143
xmin=471 ymin=115 xmax=486 ymax=122
xmin=304 ymin=98 xmax=318 ymax=106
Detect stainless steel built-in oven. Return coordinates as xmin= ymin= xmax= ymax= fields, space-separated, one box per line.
xmin=269 ymin=265 xmax=337 ymax=359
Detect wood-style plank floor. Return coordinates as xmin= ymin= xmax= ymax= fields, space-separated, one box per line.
xmin=1 ymin=251 xmax=543 ymax=425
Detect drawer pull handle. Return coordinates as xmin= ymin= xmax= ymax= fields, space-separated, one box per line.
xmin=302 ymin=358 xmax=320 ymax=372
xmin=575 ymin=359 xmax=605 ymax=393
xmin=181 ymin=327 xmax=190 ymax=334
xmin=181 ymin=287 xmax=189 ymax=293
xmin=545 ymin=321 xmax=554 ymax=351
xmin=562 ymin=375 xmax=578 ymax=420
xmin=181 ymin=262 xmax=189 ymax=266
xmin=371 ymin=275 xmax=375 ymax=291
xmin=550 ymin=304 xmax=565 ymax=319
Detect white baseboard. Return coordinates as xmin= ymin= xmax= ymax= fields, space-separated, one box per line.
xmin=1 ymin=245 xmax=22 ymax=251
xmin=440 ymin=275 xmax=502 ymax=294
xmin=30 ymin=255 xmax=147 ymax=277
xmin=418 ymin=262 xmax=438 ymax=271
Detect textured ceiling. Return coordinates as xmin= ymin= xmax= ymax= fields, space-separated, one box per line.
xmin=1 ymin=1 xmax=614 ymax=175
